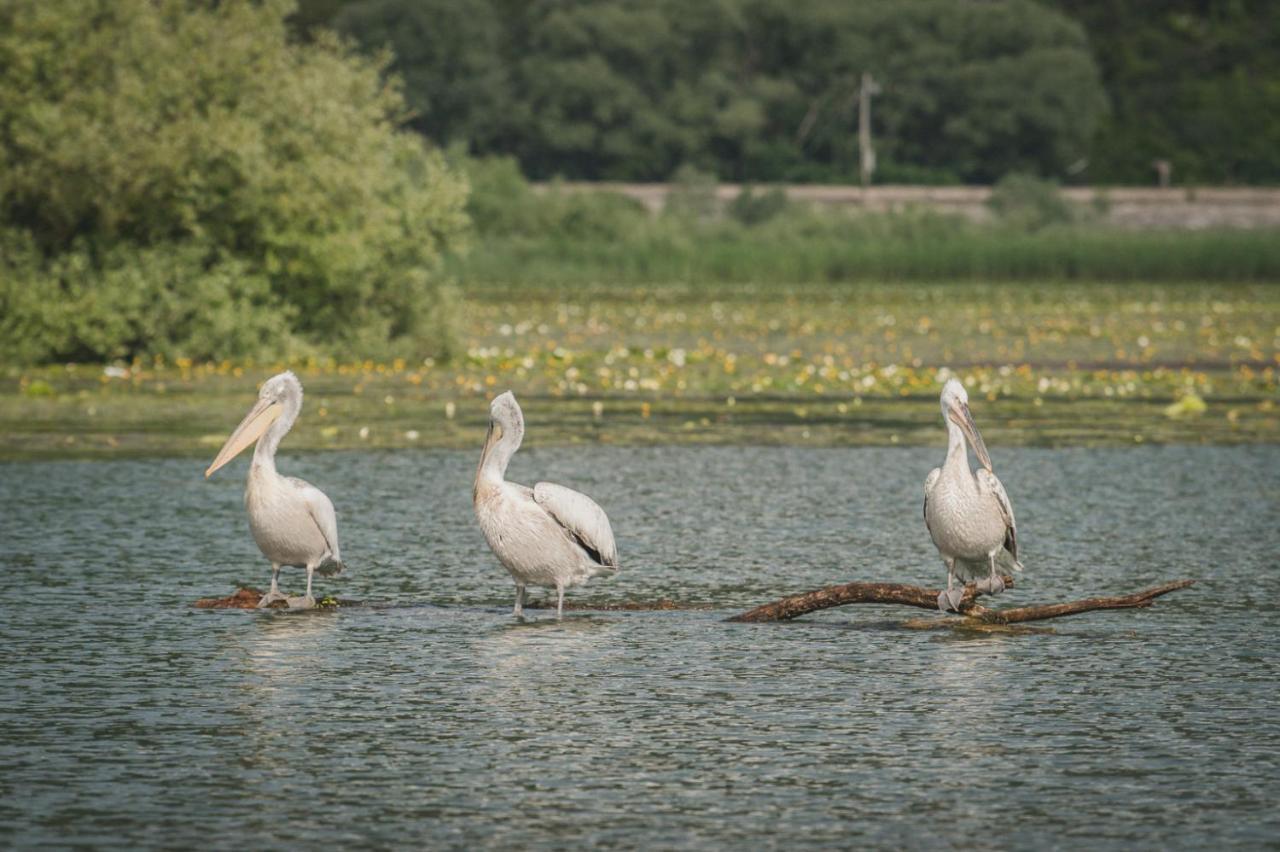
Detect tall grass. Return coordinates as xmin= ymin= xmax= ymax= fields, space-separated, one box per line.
xmin=451 ymin=157 xmax=1280 ymax=291
xmin=455 ymin=216 xmax=1280 ymax=290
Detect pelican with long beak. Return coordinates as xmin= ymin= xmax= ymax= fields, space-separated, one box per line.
xmin=473 ymin=391 xmax=619 ymax=617
xmin=206 ymin=371 xmax=343 ymax=609
xmin=923 ymin=378 xmax=1022 ymax=612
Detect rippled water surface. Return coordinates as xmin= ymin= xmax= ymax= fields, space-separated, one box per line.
xmin=2 ymin=446 xmax=1278 ymax=848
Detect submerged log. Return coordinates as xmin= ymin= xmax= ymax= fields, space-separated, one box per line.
xmin=728 ymin=576 xmax=1194 ymax=624
xmin=524 ymin=598 xmax=714 ymax=612
xmin=192 ymin=587 xmax=348 ymax=609
xmin=193 ymin=588 xmax=706 ymax=612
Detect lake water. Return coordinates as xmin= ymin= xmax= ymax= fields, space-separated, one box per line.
xmin=2 ymin=445 xmax=1278 ymax=848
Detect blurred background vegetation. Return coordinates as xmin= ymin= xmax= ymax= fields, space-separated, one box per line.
xmin=299 ymin=0 xmax=1279 ymax=185
xmin=0 ymin=0 xmax=1277 ymax=368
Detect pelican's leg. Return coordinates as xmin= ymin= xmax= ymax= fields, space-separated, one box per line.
xmin=257 ymin=564 xmax=288 ymax=608
xmin=555 ymin=583 xmax=565 ymax=619
xmin=976 ymin=553 xmax=1006 ymax=595
xmin=937 ymin=559 xmax=964 ymax=612
xmin=513 ymin=584 xmax=525 ymax=617
xmin=287 ymin=565 xmax=317 ymax=610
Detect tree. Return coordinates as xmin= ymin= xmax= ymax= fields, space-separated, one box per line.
xmin=1044 ymin=0 xmax=1280 ymax=184
xmin=0 ymin=0 xmax=468 ymax=363
xmin=332 ymin=0 xmax=512 ymax=150
xmin=323 ymin=0 xmax=1107 ymax=183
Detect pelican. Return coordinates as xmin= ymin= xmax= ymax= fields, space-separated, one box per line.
xmin=473 ymin=391 xmax=619 ymax=617
xmin=923 ymin=378 xmax=1022 ymax=612
xmin=205 ymin=371 xmax=343 ymax=609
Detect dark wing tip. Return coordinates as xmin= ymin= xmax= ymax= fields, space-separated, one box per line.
xmin=571 ymin=530 xmax=606 ymax=567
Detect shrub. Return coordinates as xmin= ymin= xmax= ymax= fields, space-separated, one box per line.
xmin=728 ymin=186 xmax=790 ymax=226
xmin=663 ymin=165 xmax=720 ymax=221
xmin=987 ymin=173 xmax=1077 ymax=230
xmin=0 ymin=0 xmax=468 ymax=364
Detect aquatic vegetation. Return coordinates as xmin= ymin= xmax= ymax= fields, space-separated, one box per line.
xmin=1 ymin=281 xmax=1276 ymax=458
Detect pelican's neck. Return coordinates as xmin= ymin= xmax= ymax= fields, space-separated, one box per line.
xmin=252 ymin=389 xmax=301 ymax=474
xmin=944 ymin=417 xmax=970 ymax=476
xmin=476 ymin=421 xmax=521 ymax=493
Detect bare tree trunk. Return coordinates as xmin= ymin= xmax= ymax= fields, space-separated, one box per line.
xmin=728 ymin=577 xmax=1194 ymax=624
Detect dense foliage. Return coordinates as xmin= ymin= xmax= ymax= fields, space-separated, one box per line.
xmin=0 ymin=0 xmax=468 ymax=364
xmin=315 ymin=0 xmax=1106 ymax=184
xmin=304 ymin=0 xmax=1279 ymax=185
xmin=1043 ymin=0 xmax=1280 ymax=184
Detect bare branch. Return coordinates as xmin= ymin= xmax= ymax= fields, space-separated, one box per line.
xmin=728 ymin=577 xmax=1194 ymax=624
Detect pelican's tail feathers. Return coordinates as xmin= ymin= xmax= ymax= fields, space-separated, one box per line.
xmin=318 ymin=558 xmax=345 ymax=577
xmin=997 ymin=549 xmax=1024 ymax=573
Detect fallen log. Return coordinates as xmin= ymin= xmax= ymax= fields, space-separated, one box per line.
xmin=192 ymin=588 xmax=348 ymax=609
xmin=524 ymin=598 xmax=715 ymax=612
xmin=728 ymin=576 xmax=1194 ymax=624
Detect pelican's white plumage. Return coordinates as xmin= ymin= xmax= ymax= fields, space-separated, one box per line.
xmin=923 ymin=378 xmax=1021 ymax=611
xmin=473 ymin=391 xmax=618 ymax=617
xmin=206 ymin=371 xmax=343 ymax=609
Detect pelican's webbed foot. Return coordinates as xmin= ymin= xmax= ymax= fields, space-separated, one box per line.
xmin=285 ymin=594 xmax=317 ymax=610
xmin=936 ymin=587 xmax=965 ymax=613
xmin=976 ymin=574 xmax=1006 ymax=595
xmin=257 ymin=590 xmax=288 ymax=609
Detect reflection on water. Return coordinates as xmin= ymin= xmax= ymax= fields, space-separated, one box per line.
xmin=1 ymin=445 xmax=1278 ymax=848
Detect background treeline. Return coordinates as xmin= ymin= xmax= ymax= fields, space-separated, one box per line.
xmin=298 ymin=0 xmax=1280 ymax=185
xmin=2 ymin=0 xmax=1278 ymax=367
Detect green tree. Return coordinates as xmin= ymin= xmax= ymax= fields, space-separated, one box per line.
xmin=1045 ymin=0 xmax=1280 ymax=184
xmin=0 ymin=0 xmax=468 ymax=363
xmin=324 ymin=0 xmax=1106 ymax=183
xmin=332 ymin=0 xmax=512 ymax=150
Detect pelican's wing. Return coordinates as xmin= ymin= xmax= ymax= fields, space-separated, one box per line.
xmin=533 ymin=482 xmax=619 ymax=572
xmin=287 ymin=476 xmax=343 ymax=570
xmin=976 ymin=468 xmax=1019 ymax=566
xmin=923 ymin=468 xmax=941 ymax=534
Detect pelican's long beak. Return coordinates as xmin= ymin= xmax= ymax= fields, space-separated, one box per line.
xmin=205 ymin=398 xmax=282 ymax=477
xmin=950 ymin=401 xmax=993 ymax=472
xmin=480 ymin=421 xmax=502 ymax=458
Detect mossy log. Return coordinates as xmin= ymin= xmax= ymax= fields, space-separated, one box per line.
xmin=728 ymin=576 xmax=1195 ymax=624
xmin=192 ymin=588 xmax=347 ymax=609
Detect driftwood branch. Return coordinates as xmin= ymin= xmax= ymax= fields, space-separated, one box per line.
xmin=728 ymin=576 xmax=1195 ymax=624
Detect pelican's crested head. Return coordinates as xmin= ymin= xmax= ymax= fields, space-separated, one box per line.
xmin=259 ymin=370 xmax=302 ymax=404
xmin=939 ymin=376 xmax=968 ymax=413
xmin=205 ymin=371 xmax=301 ymax=478
xmin=489 ymin=389 xmax=525 ymax=434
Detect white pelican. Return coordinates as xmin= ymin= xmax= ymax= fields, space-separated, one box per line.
xmin=473 ymin=391 xmax=619 ymax=617
xmin=205 ymin=371 xmax=343 ymax=609
xmin=923 ymin=378 xmax=1022 ymax=612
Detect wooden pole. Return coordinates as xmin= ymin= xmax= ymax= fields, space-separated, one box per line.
xmin=858 ymin=71 xmax=880 ymax=187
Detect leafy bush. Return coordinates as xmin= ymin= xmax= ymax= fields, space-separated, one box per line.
xmin=728 ymin=186 xmax=790 ymax=226
xmin=663 ymin=165 xmax=720 ymax=221
xmin=455 ymin=153 xmax=648 ymax=242
xmin=0 ymin=0 xmax=468 ymax=364
xmin=987 ymin=173 xmax=1077 ymax=230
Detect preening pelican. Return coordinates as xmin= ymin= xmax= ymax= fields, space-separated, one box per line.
xmin=206 ymin=371 xmax=343 ymax=609
xmin=923 ymin=378 xmax=1022 ymax=612
xmin=473 ymin=391 xmax=619 ymax=617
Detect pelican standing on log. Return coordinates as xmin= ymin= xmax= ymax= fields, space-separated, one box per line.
xmin=923 ymin=378 xmax=1022 ymax=612
xmin=206 ymin=371 xmax=343 ymax=609
xmin=474 ymin=391 xmax=619 ymax=617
